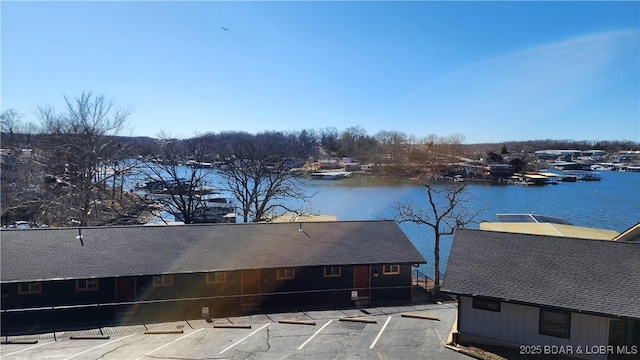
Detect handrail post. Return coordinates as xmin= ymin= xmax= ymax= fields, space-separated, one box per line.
xmin=332 ymin=288 xmax=336 ymax=310
xmin=51 ymin=306 xmax=57 ymax=341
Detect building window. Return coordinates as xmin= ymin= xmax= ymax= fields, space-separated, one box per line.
xmin=276 ymin=268 xmax=295 ymax=280
xmin=382 ymin=264 xmax=400 ymax=275
xmin=323 ymin=266 xmax=341 ymax=278
xmin=206 ymin=272 xmax=226 ymax=284
xmin=472 ymin=297 xmax=501 ymax=312
xmin=539 ymin=308 xmax=571 ymax=338
xmin=18 ymin=282 xmax=42 ymax=295
xmin=152 ymin=275 xmax=174 ymax=287
xmin=75 ymin=279 xmax=99 ymax=292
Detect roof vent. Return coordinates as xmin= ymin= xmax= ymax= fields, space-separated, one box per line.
xmin=76 ymin=228 xmax=84 ymax=246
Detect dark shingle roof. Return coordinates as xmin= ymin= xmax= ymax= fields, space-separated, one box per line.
xmin=442 ymin=229 xmax=640 ymax=319
xmin=1 ymin=220 xmax=425 ymax=283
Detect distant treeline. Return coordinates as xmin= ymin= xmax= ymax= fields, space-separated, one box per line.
xmin=465 ymin=139 xmax=639 ymax=156
xmin=2 ymin=129 xmax=637 ymax=161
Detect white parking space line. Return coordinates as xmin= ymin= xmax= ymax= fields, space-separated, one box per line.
xmin=369 ymin=316 xmax=392 ymax=349
xmin=218 ymin=323 xmax=270 ymax=354
xmin=297 ymin=319 xmax=333 ymax=350
xmin=62 ymin=334 xmax=136 ymax=360
xmin=134 ymin=328 xmax=204 ymax=360
xmin=2 ymin=341 xmax=56 ymax=357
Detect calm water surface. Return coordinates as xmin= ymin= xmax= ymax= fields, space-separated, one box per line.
xmin=291 ymin=171 xmax=640 ymax=277
xmin=134 ymin=169 xmax=639 ymax=278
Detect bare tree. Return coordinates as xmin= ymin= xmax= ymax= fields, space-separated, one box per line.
xmin=375 ymin=130 xmax=410 ymax=162
xmin=445 ymin=133 xmax=466 ymax=156
xmin=215 ymin=131 xmax=313 ymax=223
xmin=0 ymin=144 xmax=46 ymax=226
xmin=338 ymin=126 xmax=378 ymax=161
xmin=35 ymin=92 xmax=133 ymax=226
xmin=1 ymin=108 xmax=24 ymax=150
xmin=137 ymin=135 xmax=223 ymax=224
xmin=318 ymin=127 xmax=340 ymax=156
xmin=394 ymin=173 xmax=482 ymax=299
xmin=421 ymin=133 xmax=439 ymax=147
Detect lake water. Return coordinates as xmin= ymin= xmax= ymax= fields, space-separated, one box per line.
xmin=135 ymin=169 xmax=639 ymax=278
xmin=287 ymin=171 xmax=640 ymax=277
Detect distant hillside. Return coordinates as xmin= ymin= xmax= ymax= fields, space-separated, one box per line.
xmin=1 ymin=131 xmax=637 ymax=156
xmin=463 ymin=139 xmax=638 ymax=155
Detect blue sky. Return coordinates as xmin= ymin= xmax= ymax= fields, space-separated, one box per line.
xmin=2 ymin=1 xmax=638 ymax=143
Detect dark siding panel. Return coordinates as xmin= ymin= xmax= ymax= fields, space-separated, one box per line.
xmin=370 ymin=264 xmax=413 ymax=304
xmin=1 ymin=264 xmax=417 ymax=333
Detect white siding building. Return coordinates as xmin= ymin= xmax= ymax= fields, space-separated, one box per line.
xmin=443 ymin=229 xmax=640 ymax=360
xmin=458 ymin=297 xmax=612 ymax=360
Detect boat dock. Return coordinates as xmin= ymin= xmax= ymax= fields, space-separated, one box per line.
xmin=309 ymin=171 xmax=352 ymax=180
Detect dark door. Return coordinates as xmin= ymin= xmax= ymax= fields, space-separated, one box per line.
xmin=241 ymin=270 xmax=261 ymax=306
xmin=116 ymin=277 xmax=136 ymax=302
xmin=115 ymin=277 xmax=137 ymax=316
xmin=354 ymin=266 xmax=370 ymax=298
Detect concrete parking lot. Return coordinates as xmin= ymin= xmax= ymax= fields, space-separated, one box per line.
xmin=1 ymin=303 xmax=469 ymax=359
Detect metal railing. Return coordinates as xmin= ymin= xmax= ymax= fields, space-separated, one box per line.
xmin=413 ymin=269 xmax=441 ymax=291
xmin=1 ymin=284 xmax=431 ymax=336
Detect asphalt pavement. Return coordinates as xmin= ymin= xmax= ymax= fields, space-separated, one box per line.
xmin=1 ymin=303 xmax=470 ymax=359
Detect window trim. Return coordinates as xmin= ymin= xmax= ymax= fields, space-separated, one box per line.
xmin=382 ymin=264 xmax=401 ymax=275
xmin=276 ymin=268 xmax=295 ymax=280
xmin=323 ymin=266 xmax=342 ymax=278
xmin=18 ymin=282 xmax=42 ymax=295
xmin=539 ymin=308 xmax=571 ymax=339
xmin=152 ymin=275 xmax=174 ymax=287
xmin=206 ymin=272 xmax=226 ymax=284
xmin=75 ymin=279 xmax=99 ymax=292
xmin=472 ymin=296 xmax=501 ymax=312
